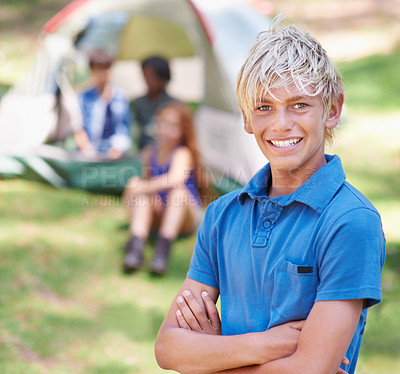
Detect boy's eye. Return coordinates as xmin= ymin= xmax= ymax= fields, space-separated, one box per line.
xmin=258 ymin=105 xmax=271 ymax=111
xmin=294 ymin=103 xmax=307 ymax=109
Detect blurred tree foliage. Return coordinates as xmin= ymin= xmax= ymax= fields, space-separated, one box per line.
xmin=339 ymin=49 xmax=400 ymax=111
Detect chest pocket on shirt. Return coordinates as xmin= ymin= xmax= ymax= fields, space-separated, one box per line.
xmin=270 ymin=260 xmax=318 ymax=325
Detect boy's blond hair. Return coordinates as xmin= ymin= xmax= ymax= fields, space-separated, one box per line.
xmin=236 ymin=17 xmax=344 ymax=142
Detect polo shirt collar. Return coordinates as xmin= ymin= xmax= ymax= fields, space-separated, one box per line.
xmin=238 ymin=154 xmax=346 ymax=214
xmin=238 ymin=163 xmax=271 ymax=204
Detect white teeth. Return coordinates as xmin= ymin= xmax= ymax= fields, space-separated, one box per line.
xmin=270 ymin=138 xmax=301 ymax=148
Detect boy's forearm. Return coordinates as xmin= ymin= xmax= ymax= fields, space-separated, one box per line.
xmin=215 ymin=353 xmax=346 ymax=374
xmin=155 ymin=283 xmax=304 ymax=374
xmin=214 ymin=300 xmax=362 ymax=374
xmin=155 ymin=327 xmax=268 ymax=374
xmin=214 ymin=354 xmax=303 ymax=374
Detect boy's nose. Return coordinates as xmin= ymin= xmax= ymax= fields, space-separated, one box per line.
xmin=272 ymin=108 xmax=293 ymax=132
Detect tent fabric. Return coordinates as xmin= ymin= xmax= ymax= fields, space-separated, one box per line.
xmin=118 ymin=16 xmax=196 ymax=60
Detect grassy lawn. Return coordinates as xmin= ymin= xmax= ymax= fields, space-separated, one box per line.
xmin=0 ymin=179 xmax=195 ymax=373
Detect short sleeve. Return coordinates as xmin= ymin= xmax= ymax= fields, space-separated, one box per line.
xmin=316 ymin=208 xmax=386 ymax=308
xmin=187 ymin=203 xmax=219 ymax=289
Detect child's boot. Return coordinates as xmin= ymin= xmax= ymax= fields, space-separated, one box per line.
xmin=123 ymin=236 xmax=145 ymax=273
xmin=151 ymin=236 xmax=172 ymax=275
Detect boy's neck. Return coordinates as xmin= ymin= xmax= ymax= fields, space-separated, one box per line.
xmin=268 ymin=160 xmax=327 ymax=198
xmin=268 ymin=177 xmax=301 ymax=198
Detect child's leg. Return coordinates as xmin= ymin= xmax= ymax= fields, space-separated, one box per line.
xmin=158 ymin=187 xmax=196 ymax=240
xmin=123 ymin=178 xmax=163 ymax=272
xmin=123 ymin=176 xmax=162 ymax=239
xmin=151 ymin=187 xmax=199 ymax=275
xmin=128 ymin=194 xmax=158 ymax=239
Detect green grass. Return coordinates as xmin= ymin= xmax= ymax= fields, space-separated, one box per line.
xmin=0 ymin=180 xmax=196 ymax=373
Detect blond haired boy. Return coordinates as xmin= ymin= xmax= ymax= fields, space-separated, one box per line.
xmin=155 ymin=20 xmax=385 ymax=374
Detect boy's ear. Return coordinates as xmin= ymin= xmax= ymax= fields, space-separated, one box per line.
xmin=325 ymin=94 xmax=344 ymax=129
xmin=241 ymin=109 xmax=253 ymax=134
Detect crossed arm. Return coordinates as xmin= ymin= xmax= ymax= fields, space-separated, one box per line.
xmin=155 ymin=277 xmax=363 ymax=374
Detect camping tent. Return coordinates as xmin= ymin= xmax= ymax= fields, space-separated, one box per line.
xmin=0 ymin=0 xmax=270 ymax=194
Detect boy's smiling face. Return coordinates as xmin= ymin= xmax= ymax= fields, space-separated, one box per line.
xmin=244 ymin=83 xmax=343 ymax=188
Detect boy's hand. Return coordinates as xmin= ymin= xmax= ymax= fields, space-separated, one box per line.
xmin=176 ymin=290 xmax=221 ymax=335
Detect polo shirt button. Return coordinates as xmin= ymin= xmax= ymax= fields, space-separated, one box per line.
xmin=263 ymin=220 xmax=272 ymax=229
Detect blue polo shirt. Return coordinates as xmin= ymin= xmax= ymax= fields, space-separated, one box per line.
xmin=188 ymin=154 xmax=385 ymax=373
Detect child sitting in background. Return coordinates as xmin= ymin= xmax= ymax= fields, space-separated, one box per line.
xmin=122 ymin=101 xmax=207 ymax=275
xmin=74 ymin=50 xmax=132 ymax=159
xmin=131 ymin=56 xmax=176 ymax=150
